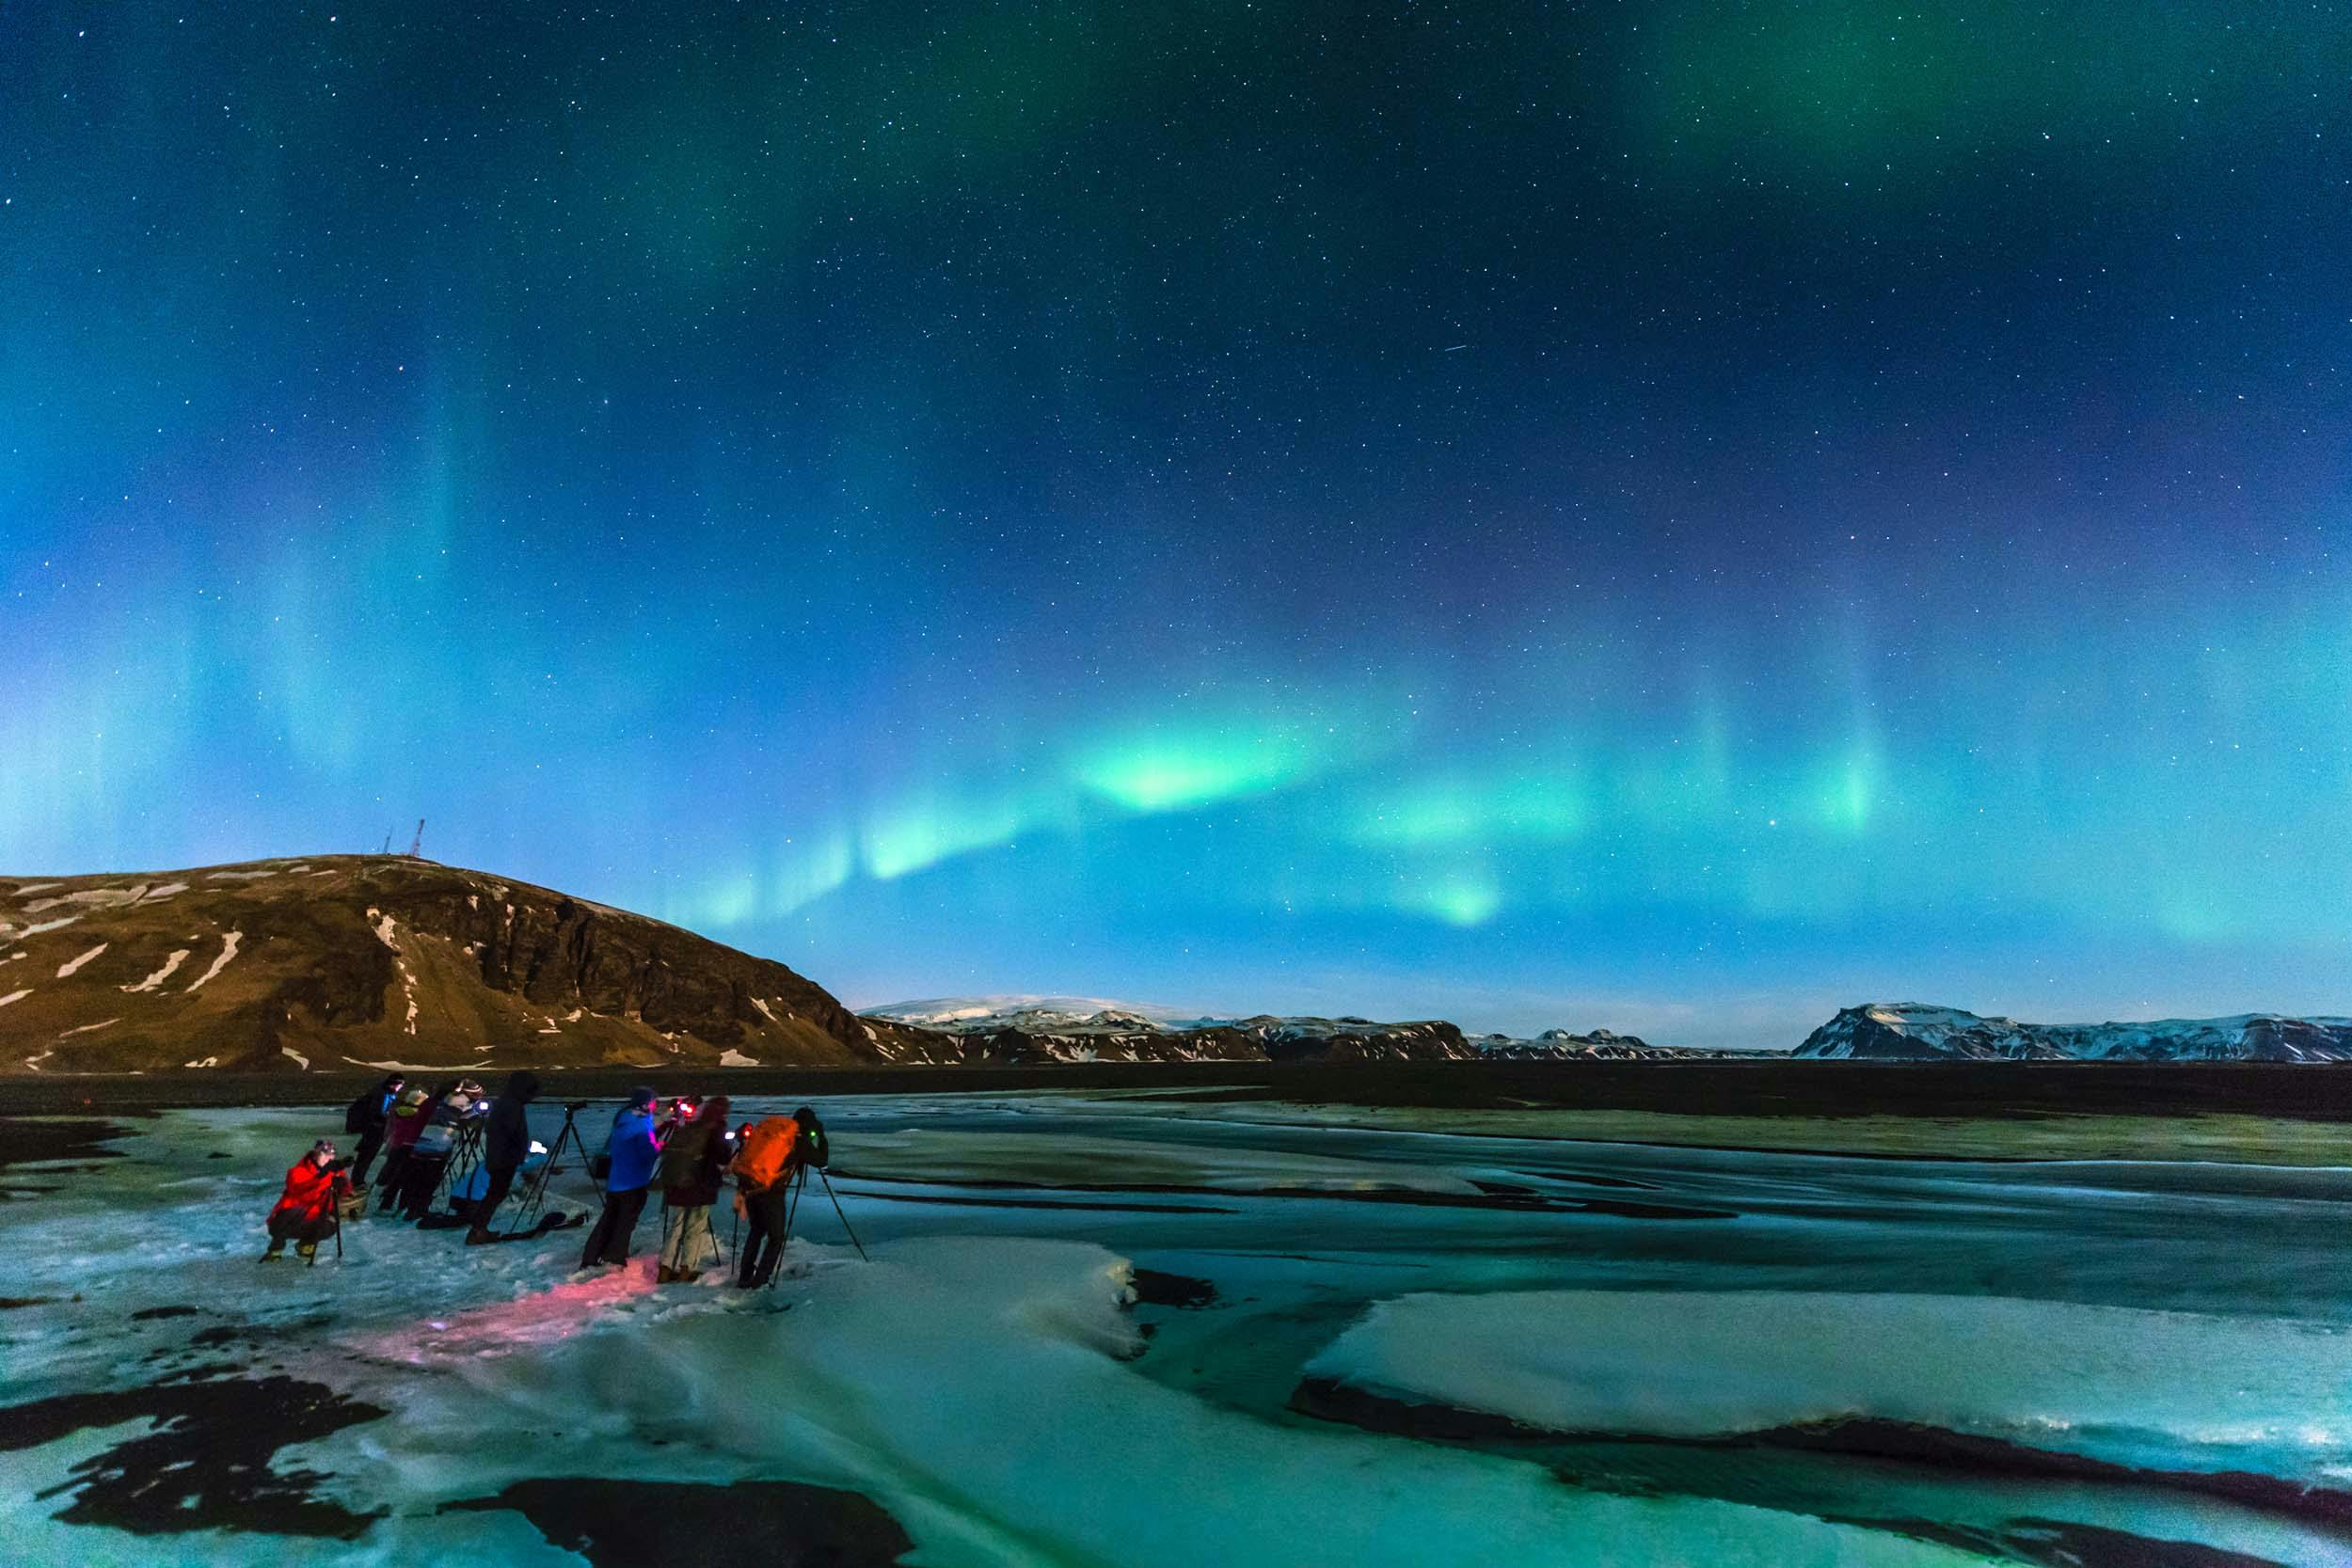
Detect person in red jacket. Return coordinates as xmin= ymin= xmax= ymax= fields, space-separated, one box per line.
xmin=263 ymin=1139 xmax=349 ymax=1264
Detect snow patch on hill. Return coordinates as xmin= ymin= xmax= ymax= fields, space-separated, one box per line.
xmin=183 ymin=930 xmax=243 ymax=992
xmin=55 ymin=942 xmax=108 ymax=978
xmin=122 ymin=949 xmax=192 ymax=992
xmin=864 ymin=995 xmax=1195 ymax=1032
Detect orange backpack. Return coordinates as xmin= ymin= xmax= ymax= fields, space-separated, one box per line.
xmin=729 ymin=1116 xmax=801 ymax=1191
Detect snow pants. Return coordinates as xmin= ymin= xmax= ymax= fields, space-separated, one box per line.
xmin=267 ymin=1209 xmax=335 ymax=1244
xmin=397 ymin=1152 xmax=448 ymax=1219
xmin=737 ymin=1181 xmax=794 ymax=1287
xmin=659 ymin=1203 xmax=717 ymax=1274
xmin=373 ymin=1148 xmax=412 ymax=1211
xmin=580 ymin=1185 xmax=649 ymax=1268
xmin=351 ymin=1127 xmax=386 ymax=1185
xmin=469 ymin=1163 xmax=518 ymax=1234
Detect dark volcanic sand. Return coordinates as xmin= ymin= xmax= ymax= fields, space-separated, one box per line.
xmin=0 ymin=1115 xmax=140 ymax=1167
xmin=0 ymin=1375 xmax=388 ymax=1539
xmin=4 ymin=1060 xmax=2348 ymax=1121
xmin=1128 ymin=1268 xmax=1218 ymax=1309
xmin=0 ymin=1114 xmax=140 ymax=1199
xmin=445 ymin=1477 xmax=914 ymax=1567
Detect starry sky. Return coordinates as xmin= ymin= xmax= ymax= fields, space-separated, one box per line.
xmin=5 ymin=4 xmax=2348 ymax=1047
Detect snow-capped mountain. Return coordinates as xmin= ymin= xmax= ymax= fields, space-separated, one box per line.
xmin=861 ymin=997 xmax=1192 ymax=1036
xmin=859 ymin=997 xmax=1477 ymax=1063
xmin=1475 ymin=1027 xmax=1704 ymax=1060
xmin=1793 ymin=1003 xmax=2352 ymax=1062
xmin=858 ymin=997 xmax=1703 ymax=1063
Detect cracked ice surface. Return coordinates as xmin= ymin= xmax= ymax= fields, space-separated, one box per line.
xmin=2 ymin=1097 xmax=2348 ymax=1567
xmin=0 ymin=1104 xmax=2008 ymax=1568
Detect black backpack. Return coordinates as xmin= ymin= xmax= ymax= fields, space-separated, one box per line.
xmin=343 ymin=1089 xmax=375 ymax=1134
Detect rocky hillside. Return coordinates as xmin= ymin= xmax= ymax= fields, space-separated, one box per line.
xmin=1473 ymin=1028 xmax=1699 ymax=1061
xmin=862 ymin=998 xmax=1697 ymax=1063
xmin=0 ymin=856 xmax=954 ymax=1075
xmin=1794 ymin=1003 xmax=2352 ymax=1062
xmin=858 ymin=999 xmax=1472 ymax=1064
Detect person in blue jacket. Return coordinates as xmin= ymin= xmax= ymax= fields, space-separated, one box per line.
xmin=579 ymin=1086 xmax=665 ymax=1269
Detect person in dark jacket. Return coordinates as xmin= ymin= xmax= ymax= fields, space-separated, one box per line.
xmin=790 ymin=1104 xmax=830 ymax=1170
xmin=344 ymin=1073 xmax=404 ymax=1186
xmin=373 ymin=1085 xmax=433 ymax=1212
xmin=399 ymin=1080 xmax=485 ymax=1220
xmin=654 ymin=1095 xmax=731 ymax=1282
xmin=579 ymin=1087 xmax=664 ymax=1269
xmin=263 ymin=1139 xmax=349 ymax=1263
xmin=465 ymin=1069 xmax=542 ymax=1244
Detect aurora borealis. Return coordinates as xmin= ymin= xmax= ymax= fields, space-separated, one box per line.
xmin=4 ymin=5 xmax=2347 ymax=1046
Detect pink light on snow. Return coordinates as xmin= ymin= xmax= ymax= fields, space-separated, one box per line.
xmin=350 ymin=1257 xmax=662 ymax=1364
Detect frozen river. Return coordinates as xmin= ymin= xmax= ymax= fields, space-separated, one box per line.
xmin=1 ymin=1088 xmax=2346 ymax=1566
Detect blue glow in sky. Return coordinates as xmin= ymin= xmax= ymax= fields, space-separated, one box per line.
xmin=4 ymin=4 xmax=2348 ymax=1046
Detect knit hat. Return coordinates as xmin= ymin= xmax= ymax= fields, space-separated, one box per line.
xmin=627 ymin=1085 xmax=657 ymax=1110
xmin=311 ymin=1138 xmax=338 ymax=1159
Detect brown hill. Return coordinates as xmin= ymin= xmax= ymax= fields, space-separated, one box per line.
xmin=0 ymin=855 xmax=952 ymax=1075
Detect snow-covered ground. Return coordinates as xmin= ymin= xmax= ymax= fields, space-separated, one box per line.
xmin=1 ymin=1093 xmax=2347 ymax=1566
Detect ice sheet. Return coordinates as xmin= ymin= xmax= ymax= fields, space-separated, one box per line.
xmin=844 ymin=1124 xmax=1488 ymax=1194
xmin=300 ymin=1240 xmax=1994 ymax=1568
xmin=1307 ymin=1289 xmax=2352 ymax=1484
xmin=0 ymin=1108 xmax=2003 ymax=1568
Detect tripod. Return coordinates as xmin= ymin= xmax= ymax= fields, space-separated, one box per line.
xmin=506 ymin=1102 xmax=596 ymax=1237
xmin=759 ymin=1162 xmax=865 ymax=1288
xmin=815 ymin=1167 xmax=867 ymax=1261
xmin=424 ymin=1117 xmax=486 ymax=1219
xmin=768 ymin=1164 xmax=806 ymax=1287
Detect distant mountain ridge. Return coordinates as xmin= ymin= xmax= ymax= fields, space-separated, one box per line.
xmin=1793 ymin=1003 xmax=2352 ymax=1062
xmin=861 ymin=996 xmax=1703 ymax=1064
xmin=8 ymin=863 xmax=2343 ymax=1072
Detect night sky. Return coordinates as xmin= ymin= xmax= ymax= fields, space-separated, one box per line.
xmin=6 ymin=5 xmax=2348 ymax=1046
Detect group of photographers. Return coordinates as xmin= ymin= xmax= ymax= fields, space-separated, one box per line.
xmin=264 ymin=1068 xmax=832 ymax=1284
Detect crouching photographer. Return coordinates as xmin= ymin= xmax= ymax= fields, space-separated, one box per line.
xmin=262 ymin=1139 xmax=350 ymax=1264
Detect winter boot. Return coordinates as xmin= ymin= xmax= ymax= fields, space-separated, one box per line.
xmin=261 ymin=1240 xmax=286 ymax=1262
xmin=296 ymin=1240 xmax=319 ymax=1265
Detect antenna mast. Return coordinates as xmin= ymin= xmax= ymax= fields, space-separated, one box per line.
xmin=380 ymin=829 xmax=392 ymax=855
xmin=408 ymin=818 xmax=425 ymax=859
